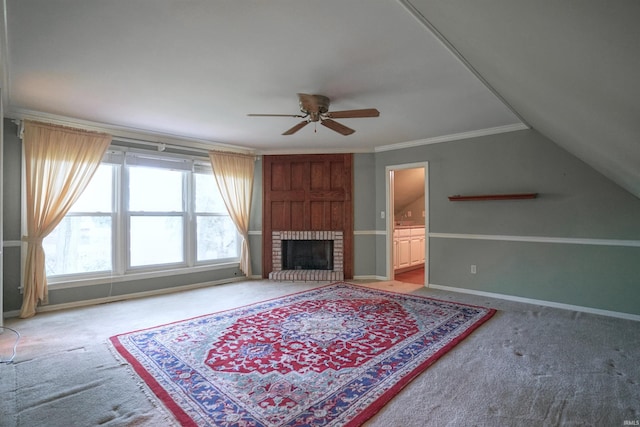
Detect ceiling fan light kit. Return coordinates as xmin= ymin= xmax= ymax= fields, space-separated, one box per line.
xmin=248 ymin=93 xmax=379 ymax=136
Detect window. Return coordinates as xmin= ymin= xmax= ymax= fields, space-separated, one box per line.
xmin=194 ymin=171 xmax=239 ymax=262
xmin=43 ymin=149 xmax=239 ymax=282
xmin=44 ymin=164 xmax=114 ymax=276
xmin=128 ymin=165 xmax=185 ymax=268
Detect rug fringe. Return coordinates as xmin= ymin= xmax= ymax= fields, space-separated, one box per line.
xmin=105 ymin=340 xmax=179 ymax=426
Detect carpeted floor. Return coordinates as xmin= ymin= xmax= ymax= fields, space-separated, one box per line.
xmin=1 ymin=279 xmax=639 ymax=426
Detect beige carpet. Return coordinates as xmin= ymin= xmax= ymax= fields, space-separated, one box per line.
xmin=1 ymin=279 xmax=638 ymax=426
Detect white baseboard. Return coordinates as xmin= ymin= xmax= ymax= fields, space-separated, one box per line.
xmin=3 ymin=277 xmax=247 ymax=319
xmin=429 ymin=283 xmax=640 ymax=322
xmin=353 ymin=275 xmax=388 ymax=281
xmin=3 ymin=310 xmax=20 ymax=319
xmin=8 ymin=277 xmax=636 ymax=323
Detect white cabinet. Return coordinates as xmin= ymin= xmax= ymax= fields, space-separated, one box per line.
xmin=393 ymin=227 xmax=425 ymax=272
xmin=410 ymin=235 xmax=422 ymax=265
xmin=412 ymin=227 xmax=425 ymax=265
xmin=398 ymin=238 xmax=411 ymax=269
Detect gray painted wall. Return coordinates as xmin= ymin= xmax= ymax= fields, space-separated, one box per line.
xmin=2 ymin=120 xmax=23 ymax=312
xmin=353 ymin=153 xmax=377 ymax=277
xmin=249 ymin=157 xmax=263 ymax=277
xmin=3 ymin=122 xmax=639 ymax=316
xmin=375 ymin=129 xmax=640 ymax=315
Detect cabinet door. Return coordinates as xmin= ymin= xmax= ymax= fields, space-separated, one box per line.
xmin=410 ymin=237 xmax=422 ymax=266
xmin=398 ymin=239 xmax=411 ymax=268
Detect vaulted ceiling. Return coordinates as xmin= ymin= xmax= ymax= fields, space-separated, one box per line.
xmin=2 ymin=1 xmax=638 ymax=197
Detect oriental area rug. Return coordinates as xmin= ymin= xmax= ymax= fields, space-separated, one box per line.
xmin=109 ymin=282 xmax=496 ymax=426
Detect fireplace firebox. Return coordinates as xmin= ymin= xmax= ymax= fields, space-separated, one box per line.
xmin=269 ymin=231 xmax=344 ymax=281
xmin=282 ymin=240 xmax=334 ymax=270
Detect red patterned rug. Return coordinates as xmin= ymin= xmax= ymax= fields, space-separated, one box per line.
xmin=109 ymin=282 xmax=495 ymax=426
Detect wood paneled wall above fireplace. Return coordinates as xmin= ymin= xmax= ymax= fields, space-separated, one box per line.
xmin=263 ymin=153 xmax=353 ymax=279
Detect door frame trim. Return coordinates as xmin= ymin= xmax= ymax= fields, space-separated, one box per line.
xmin=385 ymin=161 xmax=429 ymax=286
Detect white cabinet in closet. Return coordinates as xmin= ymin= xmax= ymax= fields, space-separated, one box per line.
xmin=393 ymin=227 xmax=425 ymax=273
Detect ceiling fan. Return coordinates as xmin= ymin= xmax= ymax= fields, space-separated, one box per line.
xmin=248 ymin=93 xmax=380 ymax=136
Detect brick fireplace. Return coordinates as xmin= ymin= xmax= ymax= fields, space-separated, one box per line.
xmin=269 ymin=231 xmax=344 ymax=281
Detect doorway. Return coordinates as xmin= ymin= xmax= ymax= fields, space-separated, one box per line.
xmin=386 ymin=162 xmax=429 ymax=286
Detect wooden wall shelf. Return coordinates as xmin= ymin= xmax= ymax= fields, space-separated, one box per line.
xmin=448 ymin=193 xmax=538 ymax=201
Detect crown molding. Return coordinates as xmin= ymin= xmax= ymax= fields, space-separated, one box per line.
xmin=5 ymin=107 xmax=255 ymax=155
xmin=375 ymin=123 xmax=529 ymax=152
xmin=255 ymin=146 xmax=372 ymax=155
xmin=255 ymin=124 xmax=530 ymax=155
xmin=5 ymin=108 xmax=529 ymax=157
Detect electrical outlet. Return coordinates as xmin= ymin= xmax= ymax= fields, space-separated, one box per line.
xmin=381 ymin=211 xmax=385 ymax=219
xmin=470 ymin=265 xmax=477 ymax=274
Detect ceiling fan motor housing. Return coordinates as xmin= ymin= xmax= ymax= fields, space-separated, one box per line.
xmin=300 ymin=94 xmax=330 ymax=121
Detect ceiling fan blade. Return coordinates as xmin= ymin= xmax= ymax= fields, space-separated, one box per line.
xmin=321 ymin=119 xmax=355 ymax=136
xmin=327 ymin=108 xmax=380 ymax=119
xmin=248 ymin=113 xmax=306 ymax=118
xmin=282 ymin=120 xmax=310 ymax=135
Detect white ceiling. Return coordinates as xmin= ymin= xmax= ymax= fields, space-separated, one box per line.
xmin=1 ymin=0 xmax=522 ymax=154
xmin=408 ymin=0 xmax=640 ymax=199
xmin=2 ymin=1 xmax=638 ymax=197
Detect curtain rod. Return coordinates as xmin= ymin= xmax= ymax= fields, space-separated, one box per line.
xmin=114 ymin=138 xmax=259 ymax=161
xmin=13 ymin=119 xmax=257 ymax=159
xmin=111 ymin=136 xmax=211 ymax=155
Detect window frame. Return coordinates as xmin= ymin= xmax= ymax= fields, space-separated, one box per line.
xmin=192 ymin=168 xmax=240 ymax=265
xmin=124 ymin=161 xmax=189 ymax=271
xmin=41 ymin=161 xmax=119 ymax=283
xmin=34 ymin=147 xmax=241 ymax=288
